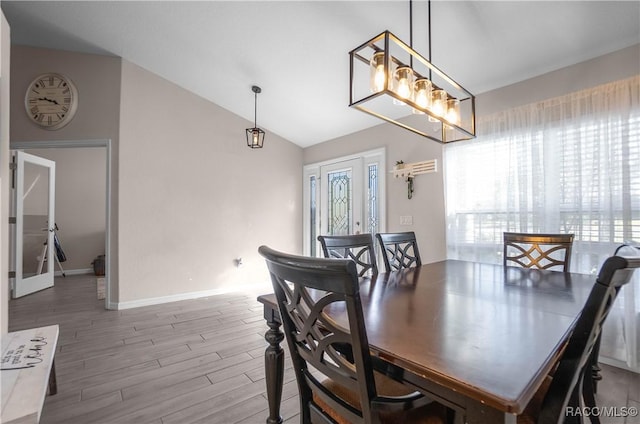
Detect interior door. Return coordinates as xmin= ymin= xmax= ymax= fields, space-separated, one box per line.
xmin=11 ymin=151 xmax=56 ymax=298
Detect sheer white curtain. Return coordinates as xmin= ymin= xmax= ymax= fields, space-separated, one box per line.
xmin=444 ymin=76 xmax=640 ymax=372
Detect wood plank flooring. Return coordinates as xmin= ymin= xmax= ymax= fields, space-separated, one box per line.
xmin=8 ymin=274 xmax=301 ymax=424
xmin=8 ymin=274 xmax=640 ymax=424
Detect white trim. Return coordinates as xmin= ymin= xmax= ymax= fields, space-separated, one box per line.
xmin=54 ymin=268 xmax=93 ymax=277
xmin=113 ymin=282 xmax=271 ymax=310
xmin=303 ymin=147 xmax=386 ymax=171
xmin=11 ymin=139 xmax=113 ymax=309
xmin=598 ymin=355 xmax=639 ymax=374
xmin=302 ymin=166 xmax=319 ymax=256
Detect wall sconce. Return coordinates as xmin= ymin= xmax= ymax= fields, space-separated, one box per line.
xmin=392 ymin=159 xmax=438 ymax=199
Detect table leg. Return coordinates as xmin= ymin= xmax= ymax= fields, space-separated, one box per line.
xmin=264 ymin=319 xmax=285 ymax=424
xmin=48 ymin=359 xmax=58 ymax=395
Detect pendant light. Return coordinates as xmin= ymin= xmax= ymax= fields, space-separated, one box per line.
xmin=246 ymin=85 xmax=265 ymax=149
xmin=348 ymin=0 xmax=475 ymax=143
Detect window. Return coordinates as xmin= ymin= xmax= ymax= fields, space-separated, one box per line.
xmin=444 ymin=76 xmax=640 ymax=371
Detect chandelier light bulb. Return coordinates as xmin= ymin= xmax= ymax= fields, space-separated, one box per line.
xmin=370 ymin=52 xmax=387 ymax=93
xmin=446 ymin=98 xmax=461 ymax=125
xmin=430 ymin=89 xmax=447 ymax=121
xmin=393 ymin=66 xmax=414 ymax=104
xmin=413 ymin=78 xmax=432 ymax=114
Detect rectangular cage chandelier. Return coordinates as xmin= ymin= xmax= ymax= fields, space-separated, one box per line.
xmin=349 ymin=26 xmax=476 ymax=144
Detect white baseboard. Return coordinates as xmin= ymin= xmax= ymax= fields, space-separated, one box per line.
xmin=113 ymin=281 xmax=271 ymax=310
xmin=599 ymin=355 xmax=640 ymax=374
xmin=55 ymin=268 xmax=94 ymax=277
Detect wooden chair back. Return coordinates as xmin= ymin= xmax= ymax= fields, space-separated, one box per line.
xmin=317 ymin=234 xmax=378 ymax=277
xmin=503 ymin=232 xmax=574 ymax=272
xmin=376 ymin=232 xmax=422 ymax=272
xmin=258 ymin=245 xmax=381 ymax=423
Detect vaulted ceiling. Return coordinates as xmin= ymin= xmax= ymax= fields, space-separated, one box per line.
xmin=2 ymin=1 xmax=639 ymax=147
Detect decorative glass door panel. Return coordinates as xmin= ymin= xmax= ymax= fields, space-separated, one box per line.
xmin=327 ymin=169 xmax=352 ymax=235
xmin=321 ymin=159 xmax=362 ymax=237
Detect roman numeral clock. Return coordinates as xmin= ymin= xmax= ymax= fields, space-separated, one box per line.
xmin=24 ymin=73 xmax=78 ymax=130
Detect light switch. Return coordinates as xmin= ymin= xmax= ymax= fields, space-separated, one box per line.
xmin=400 ymin=215 xmax=413 ymax=225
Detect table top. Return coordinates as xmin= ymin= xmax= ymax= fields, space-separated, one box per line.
xmin=1 ymin=325 xmax=59 ymax=424
xmin=257 ymin=259 xmax=596 ymax=414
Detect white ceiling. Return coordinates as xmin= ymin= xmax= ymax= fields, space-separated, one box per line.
xmin=2 ymin=1 xmax=639 ymax=147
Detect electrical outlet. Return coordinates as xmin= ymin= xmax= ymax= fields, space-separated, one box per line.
xmin=400 ymin=215 xmax=413 ymax=226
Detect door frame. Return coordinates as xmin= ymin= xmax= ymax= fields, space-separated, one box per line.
xmin=303 ymin=147 xmax=386 ymax=256
xmin=11 ymin=139 xmax=113 ymax=309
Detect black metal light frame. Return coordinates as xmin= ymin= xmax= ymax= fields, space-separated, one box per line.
xmin=246 ymin=85 xmax=265 ymax=149
xmin=348 ymin=2 xmax=475 ymax=144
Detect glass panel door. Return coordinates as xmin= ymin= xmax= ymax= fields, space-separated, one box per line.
xmin=12 ymin=151 xmax=56 ymax=298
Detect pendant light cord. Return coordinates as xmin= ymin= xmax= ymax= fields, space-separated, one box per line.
xmin=409 ymin=0 xmax=413 ymax=49
xmin=254 ymin=91 xmax=258 ymax=128
xmin=428 ymin=0 xmax=432 ymax=80
xmin=409 ymin=0 xmax=413 ymax=68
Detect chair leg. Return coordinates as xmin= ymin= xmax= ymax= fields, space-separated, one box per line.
xmin=582 ymin=371 xmax=600 ymax=424
xmin=590 ymin=337 xmax=603 ymax=394
xmin=582 ymin=367 xmax=597 ymax=404
xmin=563 ymin=384 xmax=583 ymax=424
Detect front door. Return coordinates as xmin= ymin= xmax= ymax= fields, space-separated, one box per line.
xmin=11 ymin=151 xmax=56 ymax=298
xmin=303 ymin=149 xmax=386 ymax=256
xmin=321 ymin=158 xmax=364 ymax=237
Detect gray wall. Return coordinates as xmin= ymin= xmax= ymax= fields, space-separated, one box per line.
xmin=7 ymin=46 xmax=303 ymax=308
xmin=478 ymin=44 xmax=640 ymax=115
xmin=117 ymin=61 xmax=302 ymax=305
xmin=9 ymin=45 xmax=121 ymax=302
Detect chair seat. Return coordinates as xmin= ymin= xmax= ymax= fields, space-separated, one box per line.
xmin=314 ymin=372 xmax=448 ymax=424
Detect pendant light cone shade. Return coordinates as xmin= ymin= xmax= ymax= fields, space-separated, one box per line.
xmin=348 ymin=2 xmax=475 ymax=144
xmin=246 ymin=85 xmax=265 ymax=148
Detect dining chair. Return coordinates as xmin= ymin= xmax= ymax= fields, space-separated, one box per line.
xmin=258 ymin=245 xmax=452 ymax=424
xmin=589 ymin=243 xmax=640 ymax=396
xmin=503 ymin=232 xmax=574 ymax=272
xmin=376 ymin=231 xmax=422 ymax=272
xmin=317 ymin=233 xmax=378 ymax=277
xmin=518 ymin=254 xmax=640 ymax=424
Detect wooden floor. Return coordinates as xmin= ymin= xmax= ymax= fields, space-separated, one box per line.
xmin=8 ymin=274 xmax=640 ymax=424
xmin=9 ymin=274 xmax=300 ymax=424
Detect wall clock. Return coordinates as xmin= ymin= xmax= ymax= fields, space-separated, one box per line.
xmin=24 ymin=73 xmax=78 ymax=130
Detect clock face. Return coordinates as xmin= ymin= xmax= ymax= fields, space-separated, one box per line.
xmin=25 ymin=73 xmax=78 ymax=130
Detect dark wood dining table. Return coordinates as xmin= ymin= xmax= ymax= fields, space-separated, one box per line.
xmin=257 ymin=259 xmax=596 ymax=424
